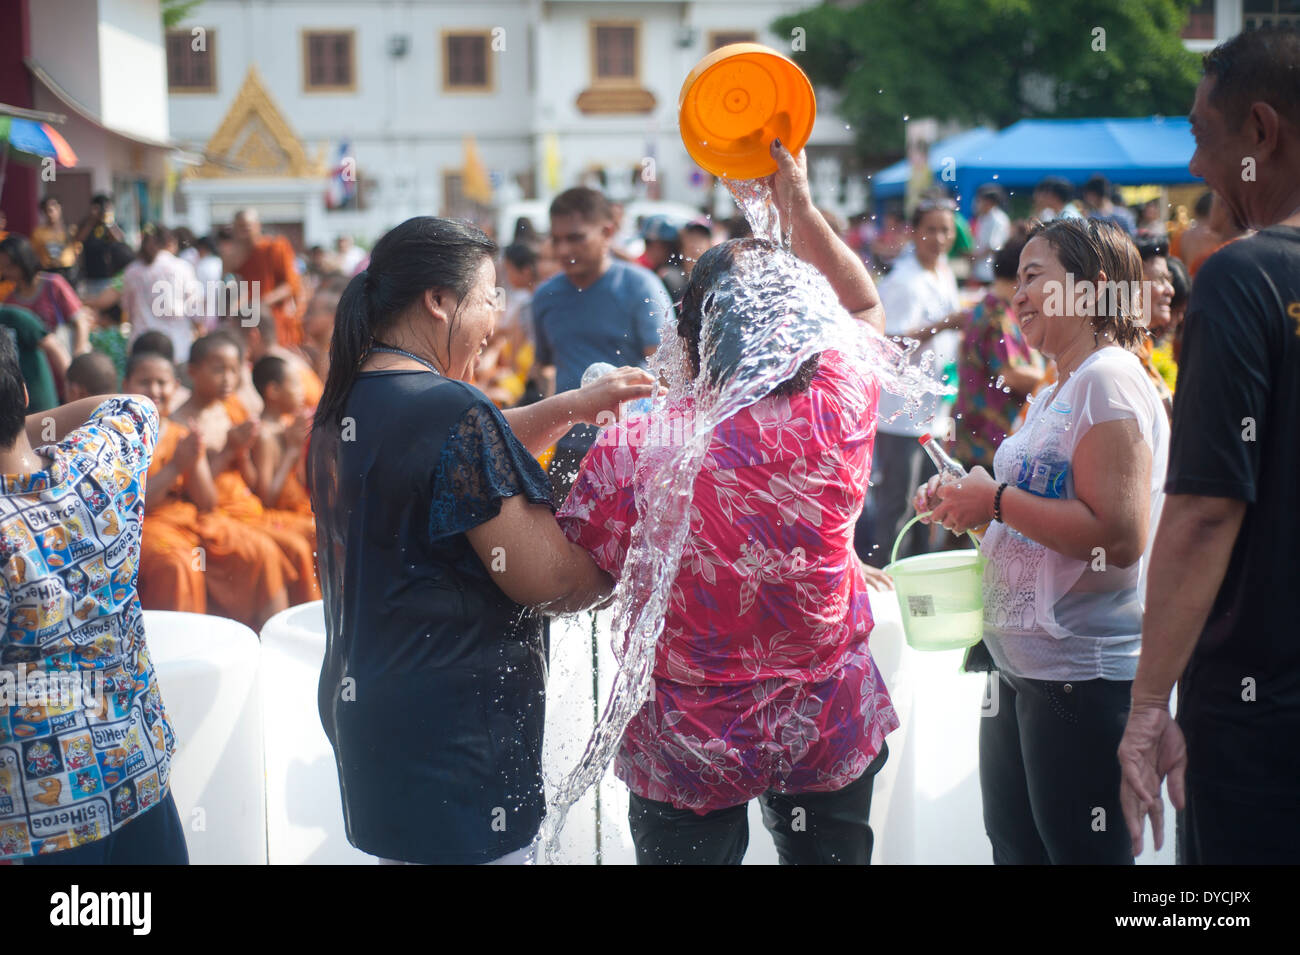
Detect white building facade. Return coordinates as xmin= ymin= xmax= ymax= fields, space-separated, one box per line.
xmin=22 ymin=0 xmax=172 ymax=237
xmin=165 ymin=0 xmax=855 ymax=247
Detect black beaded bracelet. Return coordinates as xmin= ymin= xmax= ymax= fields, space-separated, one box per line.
xmin=993 ymin=481 xmax=1010 ymax=523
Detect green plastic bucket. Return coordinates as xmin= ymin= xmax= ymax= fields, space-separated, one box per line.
xmin=883 ymin=513 xmax=985 ymax=651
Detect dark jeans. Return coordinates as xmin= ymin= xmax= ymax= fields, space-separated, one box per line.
xmin=627 ymin=743 xmax=888 ymax=865
xmin=23 ymin=791 xmax=189 ymax=865
xmin=980 ymin=671 xmax=1133 ymax=864
xmin=1178 ymin=779 xmax=1300 ymax=864
xmin=868 ymin=431 xmax=934 ymax=566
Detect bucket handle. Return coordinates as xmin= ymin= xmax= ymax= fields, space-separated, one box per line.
xmin=890 ymin=511 xmax=982 ymax=566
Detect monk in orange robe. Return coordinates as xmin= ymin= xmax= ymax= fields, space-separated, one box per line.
xmin=232 ymin=209 xmax=306 ymax=348
xmin=173 ymin=332 xmax=320 ymax=606
xmin=251 ymin=354 xmax=314 ymax=516
xmin=127 ymin=351 xmax=292 ymax=629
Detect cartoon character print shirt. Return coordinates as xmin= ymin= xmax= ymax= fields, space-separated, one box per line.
xmin=0 ymin=397 xmax=169 ymax=861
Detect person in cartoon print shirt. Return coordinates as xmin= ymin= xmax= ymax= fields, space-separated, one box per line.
xmin=0 ymin=330 xmax=188 ymax=864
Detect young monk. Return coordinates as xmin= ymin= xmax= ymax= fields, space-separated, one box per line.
xmin=172 ymin=332 xmax=319 ymax=605
xmin=125 ymin=349 xmax=291 ymax=628
xmin=251 ymin=355 xmax=313 ymax=515
xmin=223 ymin=318 xmax=324 ymax=419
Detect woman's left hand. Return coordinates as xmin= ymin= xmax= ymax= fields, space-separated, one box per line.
xmin=571 ymin=367 xmax=658 ymax=425
xmin=928 ymin=466 xmax=998 ymax=536
xmin=860 ymin=562 xmax=895 ymax=592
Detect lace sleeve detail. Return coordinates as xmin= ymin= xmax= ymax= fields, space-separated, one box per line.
xmin=427 ymin=399 xmax=554 ymax=542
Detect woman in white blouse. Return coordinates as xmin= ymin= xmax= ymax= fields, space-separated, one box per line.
xmin=913 ymin=218 xmax=1168 ymax=864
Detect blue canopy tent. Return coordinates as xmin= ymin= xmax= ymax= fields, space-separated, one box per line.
xmin=945 ymin=117 xmax=1201 ymax=214
xmin=870 ymin=126 xmax=997 ymax=201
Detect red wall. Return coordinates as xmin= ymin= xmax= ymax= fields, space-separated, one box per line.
xmin=0 ymin=0 xmax=38 ymax=235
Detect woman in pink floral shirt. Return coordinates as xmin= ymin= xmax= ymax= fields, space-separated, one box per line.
xmin=557 ymin=142 xmax=898 ymax=865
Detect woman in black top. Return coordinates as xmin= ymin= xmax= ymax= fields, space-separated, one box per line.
xmin=308 ymin=217 xmax=654 ymax=864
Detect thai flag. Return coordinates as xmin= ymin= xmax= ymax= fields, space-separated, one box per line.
xmin=326 ymin=141 xmax=356 ymax=209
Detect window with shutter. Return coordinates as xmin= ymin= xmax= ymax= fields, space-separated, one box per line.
xmin=303 ymin=30 xmax=356 ymax=91
xmin=593 ymin=24 xmax=638 ymax=83
xmin=444 ymin=32 xmax=492 ymax=91
xmin=166 ymin=28 xmax=216 ymax=92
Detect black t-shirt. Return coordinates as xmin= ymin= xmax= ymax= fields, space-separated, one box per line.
xmin=80 ymin=225 xmax=133 ymax=280
xmin=316 ymin=370 xmax=557 ymax=862
xmin=1167 ymin=226 xmax=1300 ymax=803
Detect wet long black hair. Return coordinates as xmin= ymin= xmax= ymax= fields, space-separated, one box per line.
xmin=676 ymin=238 xmax=820 ymax=398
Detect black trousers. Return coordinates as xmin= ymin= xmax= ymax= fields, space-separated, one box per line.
xmin=23 ymin=791 xmax=189 ymax=865
xmin=627 ymin=743 xmax=888 ymax=865
xmin=1178 ymin=777 xmax=1300 ymax=864
xmin=980 ymin=671 xmax=1133 ymax=864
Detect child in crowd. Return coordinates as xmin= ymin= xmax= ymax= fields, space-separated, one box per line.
xmin=171 ymin=333 xmax=318 ymax=605
xmin=64 ymin=351 xmax=119 ymax=401
xmin=129 ymin=331 xmax=190 ymax=409
xmin=124 ymin=348 xmax=291 ymax=628
xmin=251 ymin=355 xmax=313 ymax=516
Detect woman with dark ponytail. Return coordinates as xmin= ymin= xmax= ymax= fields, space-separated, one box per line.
xmin=308 ymin=216 xmax=654 ymax=864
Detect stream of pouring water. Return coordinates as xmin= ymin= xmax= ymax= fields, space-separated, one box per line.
xmin=535 ymin=179 xmax=948 ymax=860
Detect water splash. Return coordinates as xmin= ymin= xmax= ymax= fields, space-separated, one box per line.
xmin=535 ymin=185 xmax=949 ymax=860
xmin=721 ymin=177 xmax=784 ymax=246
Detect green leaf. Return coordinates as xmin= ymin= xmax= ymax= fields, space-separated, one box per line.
xmin=162 ymin=0 xmax=204 ymax=30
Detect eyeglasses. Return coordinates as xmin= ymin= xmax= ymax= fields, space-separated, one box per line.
xmin=916 ymin=198 xmax=958 ymax=214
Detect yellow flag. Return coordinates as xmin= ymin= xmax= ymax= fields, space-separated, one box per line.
xmin=543 ymin=132 xmax=561 ymax=194
xmin=462 ymin=135 xmax=493 ymax=204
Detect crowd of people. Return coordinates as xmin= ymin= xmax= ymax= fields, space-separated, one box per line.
xmin=855 ymin=173 xmax=1210 ymax=568
xmin=0 ymin=25 xmax=1296 ymax=867
xmin=0 ymin=200 xmax=355 ymax=633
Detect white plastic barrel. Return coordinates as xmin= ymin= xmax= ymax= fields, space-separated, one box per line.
xmin=259 ymin=602 xmax=374 ymax=864
xmin=144 ymin=610 xmax=266 ymax=864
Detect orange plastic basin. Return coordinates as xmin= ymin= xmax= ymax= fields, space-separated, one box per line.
xmin=678 ymin=42 xmax=817 ymax=181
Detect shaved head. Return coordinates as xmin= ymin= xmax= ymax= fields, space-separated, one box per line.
xmin=233 ymin=208 xmax=262 ymax=241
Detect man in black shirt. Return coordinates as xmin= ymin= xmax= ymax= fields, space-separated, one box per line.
xmin=1119 ymin=26 xmax=1300 ymax=863
xmin=74 ymin=193 xmax=132 ymax=298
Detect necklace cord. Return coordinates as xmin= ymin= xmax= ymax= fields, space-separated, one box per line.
xmin=369 ymin=342 xmax=443 ymax=377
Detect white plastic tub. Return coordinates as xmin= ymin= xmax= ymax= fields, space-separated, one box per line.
xmin=144 ymin=610 xmax=266 ymax=865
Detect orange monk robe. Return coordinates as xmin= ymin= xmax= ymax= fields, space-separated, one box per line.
xmin=140 ymin=421 xmax=293 ymax=630
xmin=263 ymin=363 xmax=320 ymax=516
xmin=299 ymin=362 xmax=323 ymax=409
xmin=139 ymin=423 xmax=206 ymax=615
xmin=272 ymin=365 xmax=320 ymax=516
xmin=237 ymin=236 xmax=305 ymax=348
xmin=219 ymin=396 xmax=321 ymax=605
xmin=272 ymin=438 xmax=314 ymax=515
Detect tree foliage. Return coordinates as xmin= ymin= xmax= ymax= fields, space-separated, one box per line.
xmin=162 ymin=0 xmax=204 ymax=30
xmin=773 ymin=0 xmax=1204 ymax=153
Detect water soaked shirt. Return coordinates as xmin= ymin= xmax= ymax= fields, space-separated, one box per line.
xmin=0 ymin=398 xmax=172 ymax=860
xmin=559 ymin=351 xmax=898 ymax=813
xmin=980 ymin=347 xmax=1168 ymax=681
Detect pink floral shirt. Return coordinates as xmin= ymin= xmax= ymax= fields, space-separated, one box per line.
xmin=559 ymin=351 xmax=899 ymax=813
